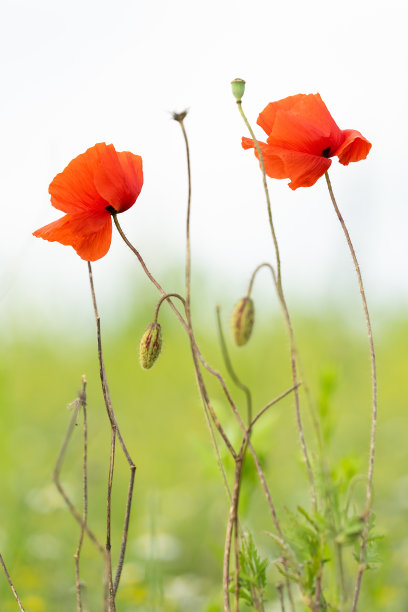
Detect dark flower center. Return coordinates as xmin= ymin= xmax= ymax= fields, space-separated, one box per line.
xmin=106 ymin=205 xmax=116 ymax=214
xmin=321 ymin=147 xmax=331 ymax=158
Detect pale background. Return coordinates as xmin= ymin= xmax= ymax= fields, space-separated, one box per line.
xmin=2 ymin=0 xmax=407 ymax=335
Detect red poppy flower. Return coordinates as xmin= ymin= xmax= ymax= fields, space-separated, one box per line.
xmin=242 ymin=93 xmax=371 ymax=190
xmin=33 ymin=143 xmax=143 ymax=261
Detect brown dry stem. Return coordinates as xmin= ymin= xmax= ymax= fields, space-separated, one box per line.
xmin=53 ymin=384 xmax=104 ymax=555
xmin=87 ymin=262 xmax=137 ymax=611
xmin=0 ymin=553 xmax=26 ymax=611
xmin=73 ymin=376 xmax=89 ymax=612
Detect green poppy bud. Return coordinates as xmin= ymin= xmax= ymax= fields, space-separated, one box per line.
xmin=231 ymin=78 xmax=246 ymax=101
xmin=231 ymin=297 xmax=254 ymax=346
xmin=139 ymin=322 xmax=162 ymax=369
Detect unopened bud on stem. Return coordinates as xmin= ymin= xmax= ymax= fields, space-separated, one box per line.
xmin=231 ymin=297 xmax=255 ymax=346
xmin=139 ymin=322 xmax=162 ymax=369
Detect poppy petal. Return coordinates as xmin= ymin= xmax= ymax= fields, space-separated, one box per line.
xmin=242 ymin=137 xmax=287 ymax=179
xmin=267 ymin=109 xmax=343 ymax=157
xmin=335 ymin=129 xmax=372 ymax=166
xmin=242 ymin=137 xmax=331 ymax=189
xmin=93 ymin=144 xmax=143 ymax=213
xmin=33 ymin=211 xmax=112 ymax=261
xmin=265 ymin=147 xmax=331 ymax=190
xmin=290 ymin=94 xmax=341 ymax=137
xmin=258 ymin=93 xmax=341 ymax=141
xmin=71 ymin=219 xmax=113 ymax=261
xmin=257 ymin=94 xmax=306 ymax=135
xmin=49 ymin=145 xmax=108 ymax=214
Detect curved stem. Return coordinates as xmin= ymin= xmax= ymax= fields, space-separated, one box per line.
xmin=237 ymin=101 xmax=316 ymax=508
xmin=112 ymin=217 xmax=236 ymax=463
xmin=113 ymin=215 xmax=295 ymax=607
xmin=153 ymin=293 xmax=186 ymax=323
xmin=178 ymin=117 xmax=192 ymax=312
xmin=53 ymin=392 xmax=105 ymax=555
xmin=246 ymin=262 xmax=275 ymax=298
xmin=87 ymin=262 xmax=136 ymax=607
xmin=324 ymin=172 xmax=377 ymax=611
xmin=250 ymin=384 xmax=301 ymax=429
xmin=236 ymin=102 xmax=281 ymax=287
xmin=216 ymin=305 xmax=252 ymax=426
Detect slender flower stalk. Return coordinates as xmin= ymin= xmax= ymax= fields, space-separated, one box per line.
xmin=74 ymin=377 xmax=88 ymax=612
xmin=236 ymin=101 xmax=282 ymax=288
xmin=236 ymin=96 xmax=316 ymax=508
xmin=113 ymin=210 xmax=298 ymax=611
xmin=0 ymin=554 xmax=26 ymax=612
xmin=173 ymin=111 xmax=239 ymax=612
xmin=53 ymin=394 xmax=105 ymax=555
xmin=112 ymin=215 xmax=237 ymax=463
xmin=324 ymin=171 xmax=377 ymax=611
xmin=87 ymin=262 xmax=137 ymax=609
xmin=172 ymin=111 xmax=192 ymax=313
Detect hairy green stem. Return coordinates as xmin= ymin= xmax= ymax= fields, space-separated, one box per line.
xmin=236 ymin=99 xmax=316 ymax=509
xmin=324 ymin=172 xmax=377 ymax=612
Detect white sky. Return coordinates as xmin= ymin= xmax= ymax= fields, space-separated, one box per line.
xmin=1 ymin=0 xmax=408 ymax=334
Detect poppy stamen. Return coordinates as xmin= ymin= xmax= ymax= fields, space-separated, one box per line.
xmin=322 ymin=147 xmax=331 ymax=158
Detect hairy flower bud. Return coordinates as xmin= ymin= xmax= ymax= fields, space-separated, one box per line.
xmin=231 ymin=78 xmax=246 ymax=101
xmin=139 ymin=322 xmax=162 ymax=369
xmin=231 ymin=297 xmax=255 ymax=346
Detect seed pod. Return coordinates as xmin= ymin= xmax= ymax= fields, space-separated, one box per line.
xmin=139 ymin=322 xmax=162 ymax=369
xmin=231 ymin=297 xmax=255 ymax=346
xmin=231 ymin=78 xmax=246 ymax=102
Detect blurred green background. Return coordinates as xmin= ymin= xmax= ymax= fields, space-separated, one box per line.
xmin=1 ymin=280 xmax=407 ymax=611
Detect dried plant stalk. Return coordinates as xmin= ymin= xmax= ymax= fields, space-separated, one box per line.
xmin=87 ymin=262 xmax=137 ymax=611
xmin=0 ymin=553 xmax=26 ymax=612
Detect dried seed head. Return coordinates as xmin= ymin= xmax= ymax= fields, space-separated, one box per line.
xmin=231 ymin=297 xmax=255 ymax=346
xmin=139 ymin=322 xmax=162 ymax=369
xmin=231 ymin=78 xmax=246 ymax=102
xmin=172 ymin=109 xmax=188 ymax=122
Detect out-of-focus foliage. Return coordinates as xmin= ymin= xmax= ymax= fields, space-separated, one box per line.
xmin=0 ymin=299 xmax=407 ymax=611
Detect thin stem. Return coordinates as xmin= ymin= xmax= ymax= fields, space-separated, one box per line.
xmin=114 ymin=213 xmax=294 ymax=610
xmin=113 ymin=217 xmax=237 ymax=466
xmin=233 ymin=513 xmax=240 ymax=612
xmin=246 ymin=262 xmax=275 ymax=297
xmin=223 ymin=458 xmax=243 ymax=612
xmin=174 ymin=114 xmax=192 ymax=312
xmin=153 ymin=293 xmax=186 ymax=323
xmin=113 ymin=464 xmax=136 ymax=595
xmin=53 ymin=387 xmax=104 ymax=555
xmin=276 ymin=582 xmax=286 ymax=612
xmin=87 ymin=262 xmax=136 ymax=606
xmin=250 ymin=384 xmax=301 ymax=429
xmin=216 ymin=305 xmax=291 ymax=611
xmin=324 ymin=172 xmax=377 ymax=612
xmin=249 ymin=263 xmax=324 ymax=455
xmin=106 ymin=428 xmax=116 ymax=612
xmin=236 ymin=100 xmax=316 ymax=508
xmin=112 ymin=215 xmax=187 ymax=329
xmin=335 ymin=542 xmax=347 ymax=603
xmin=0 ymin=554 xmax=26 ymax=611
xmin=314 ymin=571 xmax=322 ymax=610
xmin=74 ymin=377 xmax=88 ymax=612
xmin=216 ymin=305 xmax=252 ymax=426
xmin=236 ymin=102 xmax=281 ymax=287
xmin=175 ymin=114 xmax=242 ymax=612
